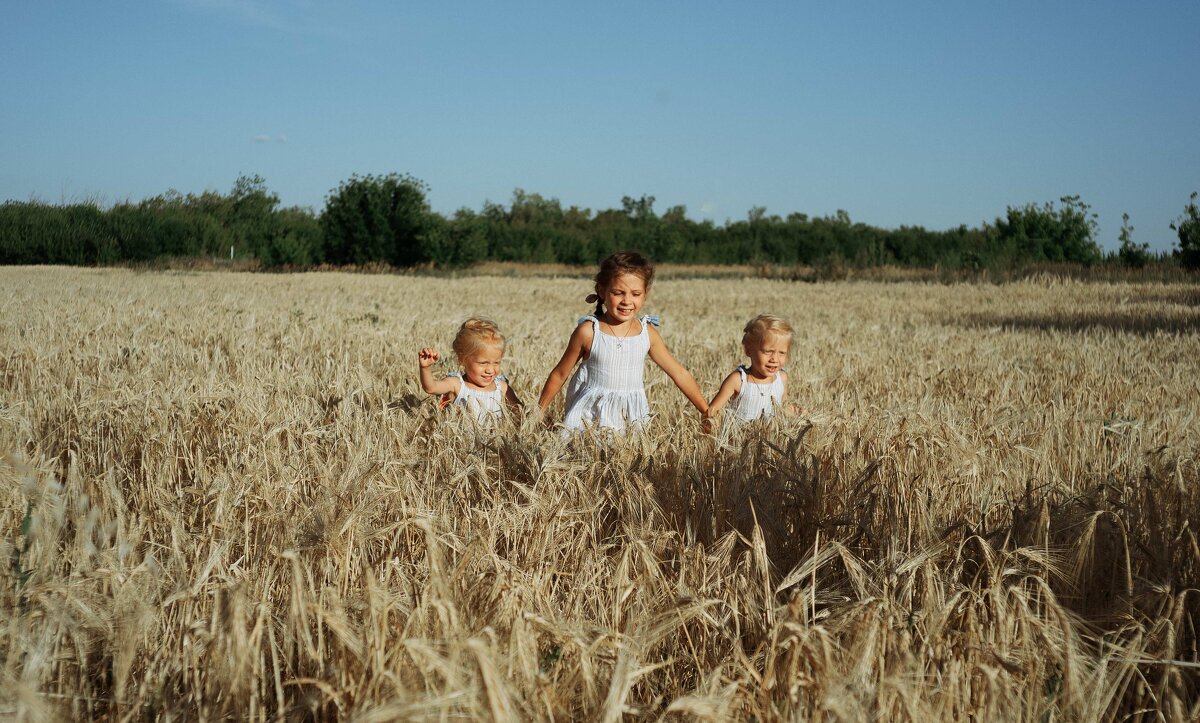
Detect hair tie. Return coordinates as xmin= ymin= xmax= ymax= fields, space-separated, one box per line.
xmin=585 ymin=293 xmax=600 ymax=304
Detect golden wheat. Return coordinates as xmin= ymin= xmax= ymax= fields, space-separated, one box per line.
xmin=1 ymin=266 xmax=1197 ymax=721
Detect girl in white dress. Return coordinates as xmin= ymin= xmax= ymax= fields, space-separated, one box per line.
xmin=703 ymin=314 xmax=793 ymax=432
xmin=538 ymin=251 xmax=708 ymax=433
xmin=418 ymin=318 xmax=522 ymax=424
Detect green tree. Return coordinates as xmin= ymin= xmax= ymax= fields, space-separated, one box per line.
xmin=1117 ymin=213 xmax=1150 ymax=268
xmin=260 ymin=207 xmax=323 ymax=267
xmin=424 ymin=209 xmax=489 ymax=267
xmin=228 ymin=174 xmax=281 ymax=255
xmin=321 ymin=173 xmax=432 ymax=266
xmin=995 ymin=196 xmax=1101 ymax=264
xmin=1170 ymin=192 xmax=1200 ymax=270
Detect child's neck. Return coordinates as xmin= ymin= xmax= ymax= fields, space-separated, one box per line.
xmin=745 ymin=366 xmax=776 ymax=383
xmin=600 ymin=312 xmax=638 ymax=330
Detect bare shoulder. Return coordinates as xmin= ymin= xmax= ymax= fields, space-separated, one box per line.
xmin=572 ymin=319 xmax=596 ymax=344
xmin=567 ymin=318 xmax=595 ymax=357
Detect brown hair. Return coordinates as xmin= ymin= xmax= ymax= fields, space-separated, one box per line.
xmin=741 ymin=314 xmax=793 ymax=351
xmin=452 ymin=318 xmax=505 ymax=361
xmin=585 ymin=251 xmax=655 ymax=317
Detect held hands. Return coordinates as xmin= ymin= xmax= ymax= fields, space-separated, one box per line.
xmin=418 ymin=347 xmax=440 ymax=368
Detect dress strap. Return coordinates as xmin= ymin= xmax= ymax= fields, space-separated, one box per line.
xmin=638 ymin=314 xmax=659 ymax=338
xmin=576 ymin=315 xmax=599 ymax=331
xmin=736 ymin=365 xmax=748 ymax=388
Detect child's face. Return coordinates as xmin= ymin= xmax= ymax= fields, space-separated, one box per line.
xmin=745 ymin=332 xmax=790 ymax=378
xmin=601 ymin=273 xmax=647 ymax=323
xmin=460 ymin=344 xmax=503 ymax=388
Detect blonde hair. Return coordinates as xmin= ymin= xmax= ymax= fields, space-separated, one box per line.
xmin=742 ymin=314 xmax=793 ymax=351
xmin=452 ymin=318 xmax=506 ymax=361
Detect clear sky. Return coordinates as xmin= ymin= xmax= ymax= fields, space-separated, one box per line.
xmin=3 ymin=1 xmax=1197 ymax=252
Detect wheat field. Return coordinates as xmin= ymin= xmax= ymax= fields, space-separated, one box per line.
xmin=1 ymin=266 xmax=1198 ymax=721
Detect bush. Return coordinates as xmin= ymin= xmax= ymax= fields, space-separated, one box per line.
xmin=994 ymin=195 xmax=1102 ymax=265
xmin=321 ymin=173 xmax=432 ymax=266
xmin=423 ymin=210 xmax=489 ymax=268
xmin=1117 ymin=213 xmax=1151 ymax=269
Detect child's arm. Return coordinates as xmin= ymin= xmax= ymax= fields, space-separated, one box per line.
xmin=418 ymin=348 xmax=460 ymax=397
xmin=647 ymin=326 xmax=709 ymax=414
xmin=502 ymin=379 xmax=523 ymax=409
xmin=537 ymin=323 xmax=592 ymax=412
xmin=703 ymin=370 xmax=743 ymax=432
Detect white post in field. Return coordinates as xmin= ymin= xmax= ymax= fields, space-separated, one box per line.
xmin=230 ymin=246 xmax=234 ymax=261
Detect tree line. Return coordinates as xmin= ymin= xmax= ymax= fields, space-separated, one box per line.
xmin=2 ymin=174 xmax=1197 ymax=270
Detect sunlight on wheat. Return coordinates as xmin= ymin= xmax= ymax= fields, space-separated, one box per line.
xmin=1 ymin=267 xmax=1197 ymax=720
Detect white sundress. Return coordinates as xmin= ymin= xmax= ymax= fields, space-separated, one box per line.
xmin=727 ymin=365 xmax=785 ymax=422
xmin=444 ymin=372 xmax=509 ymax=424
xmin=562 ymin=315 xmax=659 ymax=433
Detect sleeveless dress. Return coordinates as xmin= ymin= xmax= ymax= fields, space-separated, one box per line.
xmin=562 ymin=315 xmax=659 ymax=432
xmin=727 ymin=365 xmax=785 ymax=422
xmin=442 ymin=372 xmax=509 ymax=424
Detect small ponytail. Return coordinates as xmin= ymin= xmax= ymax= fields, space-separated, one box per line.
xmin=585 ymin=293 xmax=603 ymax=317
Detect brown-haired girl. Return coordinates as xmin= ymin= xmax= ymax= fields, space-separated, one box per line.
xmin=537 ymin=251 xmax=708 ymax=432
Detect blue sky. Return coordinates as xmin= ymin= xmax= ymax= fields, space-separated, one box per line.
xmin=3 ymin=1 xmax=1197 ymax=251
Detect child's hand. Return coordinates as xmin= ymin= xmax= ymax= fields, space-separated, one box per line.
xmin=701 ymin=410 xmax=715 ymax=435
xmin=418 ymin=348 xmax=440 ymax=368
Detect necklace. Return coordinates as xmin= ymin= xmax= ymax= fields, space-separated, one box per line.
xmin=746 ymin=368 xmax=771 ymax=396
xmin=605 ymin=319 xmax=635 ymax=351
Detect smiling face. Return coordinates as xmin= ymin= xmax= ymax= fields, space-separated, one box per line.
xmin=744 ymin=331 xmax=790 ymax=379
xmin=600 ymin=272 xmax=647 ymax=324
xmin=460 ymin=343 xmax=503 ymax=389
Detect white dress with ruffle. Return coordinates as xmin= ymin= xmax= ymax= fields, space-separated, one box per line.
xmin=562 ymin=315 xmax=658 ymax=432
xmin=446 ymin=372 xmax=508 ymax=424
xmin=727 ymin=365 xmax=784 ymax=422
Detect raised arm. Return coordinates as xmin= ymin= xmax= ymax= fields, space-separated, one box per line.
xmin=418 ymin=347 xmax=461 ymax=397
xmin=647 ymin=326 xmax=709 ymax=414
xmin=537 ymin=323 xmax=592 ymax=412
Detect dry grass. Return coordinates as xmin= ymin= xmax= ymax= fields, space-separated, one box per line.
xmin=1 ymin=267 xmax=1198 ymax=721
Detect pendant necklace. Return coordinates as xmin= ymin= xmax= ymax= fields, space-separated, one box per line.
xmin=607 ymin=319 xmax=634 ymax=351
xmin=753 ymin=371 xmax=771 ymax=397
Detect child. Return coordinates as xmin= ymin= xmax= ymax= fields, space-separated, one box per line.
xmin=703 ymin=314 xmax=793 ymax=432
xmin=418 ymin=318 xmax=522 ymax=423
xmin=537 ymin=251 xmax=709 ymax=432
